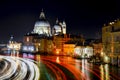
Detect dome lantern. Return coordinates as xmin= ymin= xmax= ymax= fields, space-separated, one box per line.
xmin=39 ymin=9 xmax=46 ymax=19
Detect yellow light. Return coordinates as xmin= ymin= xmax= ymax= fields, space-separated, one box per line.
xmin=56 ymin=50 xmax=59 ymax=54
xmin=100 ymin=65 xmax=104 ymax=80
xmin=101 ymin=52 xmax=103 ymax=55
xmin=104 ymin=56 xmax=110 ymax=63
xmin=27 ymin=37 xmax=29 ymax=42
xmin=36 ymin=55 xmax=40 ymax=62
xmin=56 ymin=57 xmax=60 ymax=63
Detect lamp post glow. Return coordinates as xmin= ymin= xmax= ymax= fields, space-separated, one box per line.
xmin=103 ymin=56 xmax=110 ymax=64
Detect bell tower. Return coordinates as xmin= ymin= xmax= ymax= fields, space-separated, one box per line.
xmin=62 ymin=21 xmax=66 ymax=34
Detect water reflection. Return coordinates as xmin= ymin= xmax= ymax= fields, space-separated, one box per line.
xmin=2 ymin=53 xmax=120 ymax=80
xmin=23 ymin=53 xmax=35 ymax=59
xmin=75 ymin=59 xmax=90 ymax=79
xmin=10 ymin=51 xmax=19 ymax=57
xmin=105 ymin=64 xmax=110 ymax=80
xmin=82 ymin=59 xmax=85 ymax=74
xmin=100 ymin=64 xmax=110 ymax=80
xmin=56 ymin=57 xmax=60 ymax=63
xmin=75 ymin=59 xmax=81 ymax=69
xmin=36 ymin=54 xmax=40 ymax=62
xmin=82 ymin=59 xmax=90 ymax=80
xmin=100 ymin=65 xmax=104 ymax=80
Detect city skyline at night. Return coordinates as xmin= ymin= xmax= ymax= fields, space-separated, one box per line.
xmin=0 ymin=1 xmax=120 ymax=80
xmin=0 ymin=0 xmax=119 ymax=43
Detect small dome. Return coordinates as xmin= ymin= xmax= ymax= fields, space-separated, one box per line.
xmin=54 ymin=24 xmax=61 ymax=30
xmin=53 ymin=19 xmax=62 ymax=35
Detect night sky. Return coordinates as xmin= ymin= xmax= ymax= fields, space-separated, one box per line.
xmin=0 ymin=0 xmax=119 ymax=43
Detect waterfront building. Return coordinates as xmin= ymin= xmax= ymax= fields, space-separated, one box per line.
xmin=74 ymin=42 xmax=93 ymax=58
xmin=102 ymin=19 xmax=120 ymax=65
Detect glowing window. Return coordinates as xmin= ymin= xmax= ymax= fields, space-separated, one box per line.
xmin=27 ymin=37 xmax=29 ymax=42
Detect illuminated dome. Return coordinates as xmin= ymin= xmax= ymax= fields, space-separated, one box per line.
xmin=53 ymin=19 xmax=62 ymax=35
xmin=35 ymin=21 xmax=50 ymax=27
xmin=33 ymin=10 xmax=51 ymax=36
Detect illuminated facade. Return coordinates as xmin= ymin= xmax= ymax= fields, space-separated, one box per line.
xmin=63 ymin=43 xmax=75 ymax=56
xmin=74 ymin=46 xmax=93 ymax=58
xmin=7 ymin=41 xmax=21 ymax=51
xmin=102 ymin=19 xmax=120 ymax=65
xmin=53 ymin=34 xmax=70 ymax=55
xmin=23 ymin=34 xmax=54 ymax=54
xmin=7 ymin=36 xmax=21 ymax=56
xmin=92 ymin=39 xmax=103 ymax=56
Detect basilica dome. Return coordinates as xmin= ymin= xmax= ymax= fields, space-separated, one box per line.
xmin=33 ymin=10 xmax=51 ymax=36
xmin=34 ymin=20 xmax=50 ymax=27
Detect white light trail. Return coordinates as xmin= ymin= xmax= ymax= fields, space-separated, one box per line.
xmin=0 ymin=56 xmax=40 ymax=80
